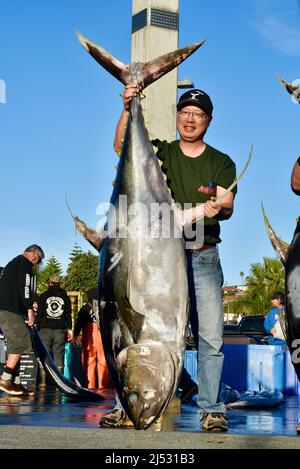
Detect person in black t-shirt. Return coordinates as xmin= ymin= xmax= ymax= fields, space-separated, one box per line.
xmin=37 ymin=276 xmax=72 ymax=382
xmin=0 ymin=244 xmax=44 ymax=396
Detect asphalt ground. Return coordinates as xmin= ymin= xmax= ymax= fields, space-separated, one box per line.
xmin=1 ymin=388 xmax=300 ymax=451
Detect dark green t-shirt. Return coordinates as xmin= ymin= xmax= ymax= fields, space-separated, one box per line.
xmin=153 ymin=139 xmax=237 ymax=245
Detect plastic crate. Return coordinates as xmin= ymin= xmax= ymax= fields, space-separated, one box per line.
xmin=284 ymin=350 xmax=300 ymax=396
xmin=221 ymin=344 xmax=285 ymax=392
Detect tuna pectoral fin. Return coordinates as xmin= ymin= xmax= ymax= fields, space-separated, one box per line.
xmin=77 ymin=31 xmax=205 ymax=90
xmin=123 ymin=295 xmax=145 ymax=343
xmin=262 ymin=203 xmax=290 ymax=265
xmin=77 ymin=32 xmax=130 ymax=85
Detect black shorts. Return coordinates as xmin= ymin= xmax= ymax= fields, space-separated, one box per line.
xmin=0 ymin=310 xmax=32 ymax=355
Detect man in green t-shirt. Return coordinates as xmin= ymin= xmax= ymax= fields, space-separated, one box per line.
xmin=101 ymin=86 xmax=236 ymax=433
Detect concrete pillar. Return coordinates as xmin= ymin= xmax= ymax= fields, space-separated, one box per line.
xmin=131 ymin=0 xmax=179 ymax=141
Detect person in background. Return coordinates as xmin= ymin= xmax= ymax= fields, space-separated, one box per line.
xmin=0 ymin=244 xmax=44 ymax=396
xmin=32 ymin=293 xmax=39 ymax=317
xmin=73 ymin=288 xmax=111 ymax=389
xmin=264 ymin=291 xmax=286 ymax=345
xmin=37 ymin=276 xmax=72 ymax=386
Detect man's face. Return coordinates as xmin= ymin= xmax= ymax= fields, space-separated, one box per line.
xmin=176 ymin=105 xmax=212 ymax=142
xmin=24 ymin=250 xmax=42 ymax=266
xmin=272 ymin=298 xmax=282 ymax=308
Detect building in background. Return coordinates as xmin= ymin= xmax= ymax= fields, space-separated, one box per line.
xmin=131 ymin=0 xmax=179 ymax=141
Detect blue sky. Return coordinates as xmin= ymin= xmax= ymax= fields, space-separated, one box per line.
xmin=0 ymin=0 xmax=300 ymax=287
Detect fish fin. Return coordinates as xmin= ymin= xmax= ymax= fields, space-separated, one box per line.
xmin=261 ymin=203 xmax=290 ymax=264
xmin=277 ymin=74 xmax=300 ymax=101
xmin=140 ymin=41 xmax=205 ymax=90
xmin=65 ymin=196 xmax=104 ymax=252
xmin=122 ymin=295 xmax=145 ymax=343
xmin=73 ymin=377 xmax=82 ymax=388
xmin=77 ymin=31 xmax=204 ymax=90
xmin=77 ymin=31 xmax=130 ymax=85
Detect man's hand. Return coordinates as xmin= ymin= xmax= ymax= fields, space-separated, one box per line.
xmin=72 ymin=335 xmax=82 ymax=346
xmin=203 ymin=197 xmax=222 ymax=219
xmin=121 ymin=84 xmax=140 ymax=111
xmin=25 ymin=309 xmax=35 ymax=327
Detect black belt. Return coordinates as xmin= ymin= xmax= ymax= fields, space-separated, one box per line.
xmin=185 ymin=244 xmax=216 ymax=252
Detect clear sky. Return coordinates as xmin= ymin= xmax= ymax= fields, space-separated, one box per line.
xmin=1 ymin=0 xmax=300 ymax=286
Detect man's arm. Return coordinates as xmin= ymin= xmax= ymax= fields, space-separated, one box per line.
xmin=113 ymin=84 xmax=140 ymax=155
xmin=291 ymin=158 xmax=300 ymax=194
xmin=18 ymin=261 xmax=35 ymax=326
xmin=213 ymin=186 xmax=234 ymax=220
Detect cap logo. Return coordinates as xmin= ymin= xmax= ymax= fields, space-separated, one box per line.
xmin=190 ymin=91 xmax=203 ymax=100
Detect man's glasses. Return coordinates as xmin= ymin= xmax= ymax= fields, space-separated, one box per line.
xmin=178 ymin=110 xmax=208 ymax=120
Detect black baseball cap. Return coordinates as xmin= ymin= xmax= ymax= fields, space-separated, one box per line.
xmin=177 ymin=89 xmax=213 ymax=116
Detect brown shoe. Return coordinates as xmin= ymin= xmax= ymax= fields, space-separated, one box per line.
xmin=0 ymin=377 xmax=23 ymax=396
xmin=99 ymin=408 xmax=134 ymax=428
xmin=14 ymin=383 xmax=35 ymax=396
xmin=201 ymin=413 xmax=228 ymax=433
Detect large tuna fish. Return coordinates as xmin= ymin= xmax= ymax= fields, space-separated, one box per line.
xmin=262 ymin=206 xmax=300 ymax=380
xmin=77 ymin=32 xmax=204 ymax=429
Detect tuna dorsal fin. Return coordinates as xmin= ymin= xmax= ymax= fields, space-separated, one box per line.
xmin=261 ymin=203 xmax=290 ymax=265
xmin=66 ymin=197 xmax=104 ymax=252
xmin=77 ymin=31 xmax=130 ymax=85
xmin=77 ymin=31 xmax=205 ymax=89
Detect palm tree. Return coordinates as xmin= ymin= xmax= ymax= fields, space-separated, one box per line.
xmin=239 ymin=271 xmax=245 ymax=285
xmin=228 ymin=257 xmax=284 ymax=316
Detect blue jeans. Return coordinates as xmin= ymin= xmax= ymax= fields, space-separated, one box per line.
xmin=186 ymin=246 xmax=226 ymax=415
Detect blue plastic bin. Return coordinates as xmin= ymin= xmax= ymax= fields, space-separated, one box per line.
xmin=284 ymin=350 xmax=300 ymax=395
xmin=221 ymin=344 xmax=285 ymax=392
xmin=184 ymin=350 xmax=198 ymax=383
xmin=64 ymin=342 xmax=85 ymax=386
xmin=184 ymin=345 xmax=285 ymax=392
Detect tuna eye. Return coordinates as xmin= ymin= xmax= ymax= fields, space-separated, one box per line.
xmin=129 ymin=393 xmax=138 ymax=404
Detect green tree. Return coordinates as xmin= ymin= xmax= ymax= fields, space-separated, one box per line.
xmin=64 ymin=251 xmax=98 ymax=297
xmin=239 ymin=271 xmax=244 ymax=285
xmin=69 ymin=243 xmax=84 ymax=263
xmin=36 ymin=255 xmax=63 ymax=294
xmin=228 ymin=257 xmax=284 ymax=316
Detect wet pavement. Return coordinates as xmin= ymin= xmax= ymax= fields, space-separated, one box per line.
xmin=1 ymin=387 xmax=300 ymax=447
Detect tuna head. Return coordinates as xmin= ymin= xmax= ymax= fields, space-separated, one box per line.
xmin=116 ymin=343 xmax=177 ymax=429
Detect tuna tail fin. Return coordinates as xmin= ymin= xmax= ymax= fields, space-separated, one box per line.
xmin=77 ymin=31 xmax=130 ymax=85
xmin=261 ymin=203 xmax=290 ymax=265
xmin=77 ymin=31 xmax=205 ymax=89
xmin=276 ymin=74 xmax=300 ymax=103
xmin=140 ymin=40 xmax=205 ymax=89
